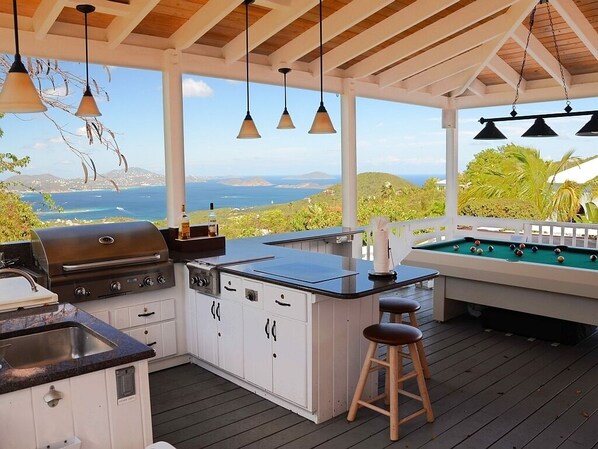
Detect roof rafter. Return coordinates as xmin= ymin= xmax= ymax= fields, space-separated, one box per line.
xmin=107 ymin=0 xmax=159 ymax=49
xmin=487 ymin=55 xmax=525 ymax=90
xmin=427 ymin=69 xmax=478 ymax=97
xmin=268 ymin=0 xmax=393 ymax=71
xmin=32 ymin=0 xmax=67 ymax=40
xmin=345 ymin=0 xmax=519 ymax=80
xmin=550 ymin=0 xmax=598 ymax=61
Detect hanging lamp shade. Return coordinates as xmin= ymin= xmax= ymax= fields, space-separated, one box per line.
xmin=0 ymin=0 xmax=46 ymax=113
xmin=237 ymin=0 xmax=260 ymax=139
xmin=473 ymin=121 xmax=507 ymax=140
xmin=75 ymin=4 xmax=101 ymax=118
xmin=238 ymin=112 xmax=261 ymax=138
xmin=521 ymin=117 xmax=557 ymax=137
xmin=576 ymin=114 xmax=598 ymax=136
xmin=309 ymin=0 xmax=336 ymax=134
xmin=277 ymin=68 xmax=295 ymax=129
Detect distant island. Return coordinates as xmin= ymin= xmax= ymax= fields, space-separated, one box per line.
xmin=218 ymin=177 xmax=273 ymax=187
xmin=282 ymin=171 xmax=335 ymax=180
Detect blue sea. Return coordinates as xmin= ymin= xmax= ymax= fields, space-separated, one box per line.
xmin=20 ymin=174 xmax=442 ymax=222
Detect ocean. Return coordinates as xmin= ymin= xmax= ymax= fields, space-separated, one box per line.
xmin=20 ymin=174 xmax=442 ymax=222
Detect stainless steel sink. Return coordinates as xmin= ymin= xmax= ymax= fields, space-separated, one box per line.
xmin=0 ymin=324 xmax=115 ymax=369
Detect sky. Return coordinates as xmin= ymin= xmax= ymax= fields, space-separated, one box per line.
xmin=1 ymin=62 xmax=597 ymax=180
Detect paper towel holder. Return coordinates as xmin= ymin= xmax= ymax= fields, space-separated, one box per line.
xmin=368 ymin=269 xmax=397 ymax=279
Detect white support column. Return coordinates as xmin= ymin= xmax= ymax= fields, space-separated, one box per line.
xmin=443 ymin=107 xmax=458 ymax=236
xmin=341 ymin=79 xmax=360 ymax=257
xmin=162 ymin=49 xmax=186 ymax=228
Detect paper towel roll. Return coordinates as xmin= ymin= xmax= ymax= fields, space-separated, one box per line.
xmin=371 ymin=217 xmax=390 ymax=273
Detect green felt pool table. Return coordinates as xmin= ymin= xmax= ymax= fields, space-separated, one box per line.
xmin=402 ymin=237 xmax=598 ymax=325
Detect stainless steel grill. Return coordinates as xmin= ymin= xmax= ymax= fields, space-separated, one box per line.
xmin=31 ymin=222 xmax=175 ymax=302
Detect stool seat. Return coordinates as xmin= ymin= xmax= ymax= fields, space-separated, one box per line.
xmin=379 ymin=297 xmax=421 ymax=314
xmin=363 ymin=323 xmax=422 ymax=346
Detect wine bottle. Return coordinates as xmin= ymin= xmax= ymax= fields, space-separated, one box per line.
xmin=178 ymin=204 xmax=190 ymax=240
xmin=208 ymin=203 xmax=218 ymax=237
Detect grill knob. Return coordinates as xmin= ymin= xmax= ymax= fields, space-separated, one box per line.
xmin=191 ymin=275 xmax=201 ymax=285
xmin=74 ymin=287 xmax=88 ymax=297
xmin=157 ymin=275 xmax=166 ymax=284
xmin=197 ymin=277 xmax=209 ymax=287
xmin=144 ymin=276 xmax=155 ymax=287
xmin=110 ymin=281 xmax=121 ymax=292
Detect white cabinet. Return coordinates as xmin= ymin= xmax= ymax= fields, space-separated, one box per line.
xmin=243 ymin=285 xmax=308 ymax=407
xmin=0 ymin=361 xmax=152 ymax=449
xmin=195 ymin=292 xmax=244 ymax=378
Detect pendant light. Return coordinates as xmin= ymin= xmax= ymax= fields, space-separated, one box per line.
xmin=276 ymin=68 xmax=295 ymax=129
xmin=0 ymin=0 xmax=47 ymax=113
xmin=473 ymin=121 xmax=507 ymax=140
xmin=237 ymin=0 xmax=260 ymax=139
xmin=309 ymin=0 xmax=336 ymax=134
xmin=521 ymin=117 xmax=557 ymax=137
xmin=75 ymin=4 xmax=101 ymax=117
xmin=576 ymin=114 xmax=598 ymax=136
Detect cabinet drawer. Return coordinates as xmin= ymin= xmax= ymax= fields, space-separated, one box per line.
xmin=129 ymin=321 xmax=177 ymax=360
xmin=242 ymin=279 xmax=264 ymax=309
xmin=220 ymin=274 xmax=244 ymax=301
xmin=264 ymin=285 xmax=307 ymax=321
xmin=129 ymin=301 xmax=162 ymax=327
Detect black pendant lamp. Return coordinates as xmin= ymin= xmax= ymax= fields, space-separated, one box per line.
xmin=237 ymin=0 xmax=261 ymax=139
xmin=75 ymin=4 xmax=101 ymax=117
xmin=576 ymin=114 xmax=598 ymax=136
xmin=309 ymin=0 xmax=336 ymax=134
xmin=473 ymin=121 xmax=507 ymax=140
xmin=521 ymin=117 xmax=557 ymax=137
xmin=0 ymin=0 xmax=47 ymax=113
xmin=277 ymin=68 xmax=295 ymax=129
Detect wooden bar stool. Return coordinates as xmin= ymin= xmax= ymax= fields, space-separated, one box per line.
xmin=379 ymin=297 xmax=431 ymax=378
xmin=347 ymin=323 xmax=434 ymax=441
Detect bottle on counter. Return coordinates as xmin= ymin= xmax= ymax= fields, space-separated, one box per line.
xmin=208 ymin=202 xmax=218 ymax=237
xmin=178 ymin=204 xmax=191 ymax=240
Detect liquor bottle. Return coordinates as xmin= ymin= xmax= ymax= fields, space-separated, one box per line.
xmin=178 ymin=204 xmax=190 ymax=240
xmin=208 ymin=203 xmax=218 ymax=237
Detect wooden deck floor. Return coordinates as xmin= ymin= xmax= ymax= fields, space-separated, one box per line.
xmin=149 ymin=286 xmax=598 ymax=449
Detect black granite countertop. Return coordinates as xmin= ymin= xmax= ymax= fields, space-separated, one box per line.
xmin=0 ymin=303 xmax=154 ymax=395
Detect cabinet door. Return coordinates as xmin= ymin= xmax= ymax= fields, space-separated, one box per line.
xmin=31 ymin=379 xmax=74 ymax=446
xmin=196 ymin=293 xmax=218 ymax=366
xmin=217 ymin=299 xmax=244 ymax=377
xmin=243 ymin=307 xmax=272 ymax=391
xmin=272 ymin=317 xmax=308 ymax=407
xmin=0 ymin=388 xmax=36 ymax=449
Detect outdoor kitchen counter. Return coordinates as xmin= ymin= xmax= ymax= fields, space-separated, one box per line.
xmin=0 ymin=303 xmax=154 ymax=394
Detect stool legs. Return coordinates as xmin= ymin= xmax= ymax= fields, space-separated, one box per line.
xmin=389 ymin=346 xmax=399 ymax=440
xmin=409 ymin=343 xmax=434 ymax=423
xmin=387 ymin=311 xmax=431 ymax=379
xmin=348 ymin=341 xmax=377 ymax=422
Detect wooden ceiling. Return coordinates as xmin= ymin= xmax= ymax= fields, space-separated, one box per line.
xmin=2 ymin=0 xmax=598 ymax=110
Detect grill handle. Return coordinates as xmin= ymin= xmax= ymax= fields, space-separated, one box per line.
xmin=62 ymin=254 xmax=161 ymax=272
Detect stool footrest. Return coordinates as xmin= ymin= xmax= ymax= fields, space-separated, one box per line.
xmin=398 ymin=388 xmax=423 ymax=402
xmin=398 ymin=408 xmax=427 ymax=426
xmin=356 ymin=399 xmax=391 ymax=418
xmin=397 ymin=371 xmax=418 ymax=384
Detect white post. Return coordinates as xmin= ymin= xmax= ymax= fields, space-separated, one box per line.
xmin=162 ymin=49 xmax=186 ymax=228
xmin=341 ymin=79 xmax=360 ymax=257
xmin=443 ymin=107 xmax=458 ymax=237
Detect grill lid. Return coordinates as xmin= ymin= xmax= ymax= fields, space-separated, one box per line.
xmin=32 ymin=222 xmax=170 ymax=277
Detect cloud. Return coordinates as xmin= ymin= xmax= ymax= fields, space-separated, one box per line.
xmin=76 ymin=127 xmax=87 ymax=136
xmin=32 ymin=142 xmax=47 ymax=150
xmin=183 ymin=78 xmax=214 ymax=98
xmin=43 ymin=85 xmax=68 ymax=97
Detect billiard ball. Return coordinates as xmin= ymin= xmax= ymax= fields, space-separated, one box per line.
xmin=476 ymin=248 xmax=483 ymax=255
xmin=591 ymin=254 xmax=597 ymax=262
xmin=509 ymin=243 xmax=516 ymax=250
xmin=488 ymin=245 xmax=494 ymax=252
xmin=470 ymin=246 xmax=476 ymax=253
xmin=557 ymin=255 xmax=565 ymax=263
xmin=554 ymin=248 xmax=561 ymax=255
xmin=519 ymin=243 xmax=526 ymax=249
xmin=515 ymin=249 xmax=523 ymax=257
xmin=474 ymin=240 xmax=481 ymax=246
xmin=453 ymin=245 xmax=459 ymax=251
xmin=532 ymin=246 xmax=538 ymax=253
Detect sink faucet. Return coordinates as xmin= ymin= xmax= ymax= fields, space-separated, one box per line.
xmin=0 ymin=268 xmax=38 ymax=292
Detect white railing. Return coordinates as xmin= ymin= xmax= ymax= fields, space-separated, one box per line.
xmin=362 ymin=216 xmax=598 ymax=263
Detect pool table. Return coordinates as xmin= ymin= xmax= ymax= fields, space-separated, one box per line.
xmin=402 ymin=237 xmax=598 ymax=325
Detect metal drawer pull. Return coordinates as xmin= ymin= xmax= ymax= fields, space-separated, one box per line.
xmin=147 ymin=341 xmax=157 ymax=347
xmin=224 ymin=286 xmax=237 ymax=292
xmin=275 ymin=300 xmax=291 ymax=307
xmin=211 ymin=301 xmax=216 ymax=319
xmin=216 ymin=302 xmax=221 ymax=321
xmin=272 ymin=320 xmax=277 ymax=341
xmin=137 ymin=311 xmax=155 ymax=317
xmin=265 ymin=318 xmax=270 ymax=338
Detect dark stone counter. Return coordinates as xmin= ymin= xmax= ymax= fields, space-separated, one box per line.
xmin=0 ymin=303 xmax=154 ymax=395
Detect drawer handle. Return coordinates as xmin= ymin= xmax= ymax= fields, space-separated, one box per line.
xmin=265 ymin=318 xmax=270 ymax=339
xmin=211 ymin=301 xmax=216 ymax=319
xmin=137 ymin=311 xmax=155 ymax=317
xmin=275 ymin=300 xmax=291 ymax=307
xmin=224 ymin=286 xmax=237 ymax=292
xmin=216 ymin=302 xmax=221 ymax=321
xmin=272 ymin=320 xmax=277 ymax=342
xmin=147 ymin=341 xmax=157 ymax=347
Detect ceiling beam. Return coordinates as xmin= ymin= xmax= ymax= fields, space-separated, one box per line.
xmin=268 ymin=0 xmax=393 ymax=71
xmin=377 ymin=15 xmax=505 ymax=88
xmin=170 ymin=0 xmax=240 ymax=51
xmin=550 ymin=0 xmax=598 ymax=61
xmin=404 ymin=41 xmax=499 ymax=93
xmin=107 ymin=0 xmax=159 ymax=49
xmin=65 ymin=0 xmax=129 ymax=16
xmin=487 ymin=55 xmax=524 ymax=90
xmin=345 ymin=0 xmax=519 ymax=79
xmin=453 ymin=0 xmax=539 ymax=97
xmin=511 ymin=23 xmax=572 ymax=88
xmin=466 ymin=78 xmax=487 ymax=97
xmin=315 ymin=0 xmax=460 ymax=75
xmin=223 ymin=0 xmax=318 ymax=64
xmin=32 ymin=0 xmax=67 ymax=40
xmin=427 ymin=69 xmax=477 ymax=97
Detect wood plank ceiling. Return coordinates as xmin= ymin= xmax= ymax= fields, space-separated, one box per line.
xmin=1 ymin=0 xmax=598 ymax=110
